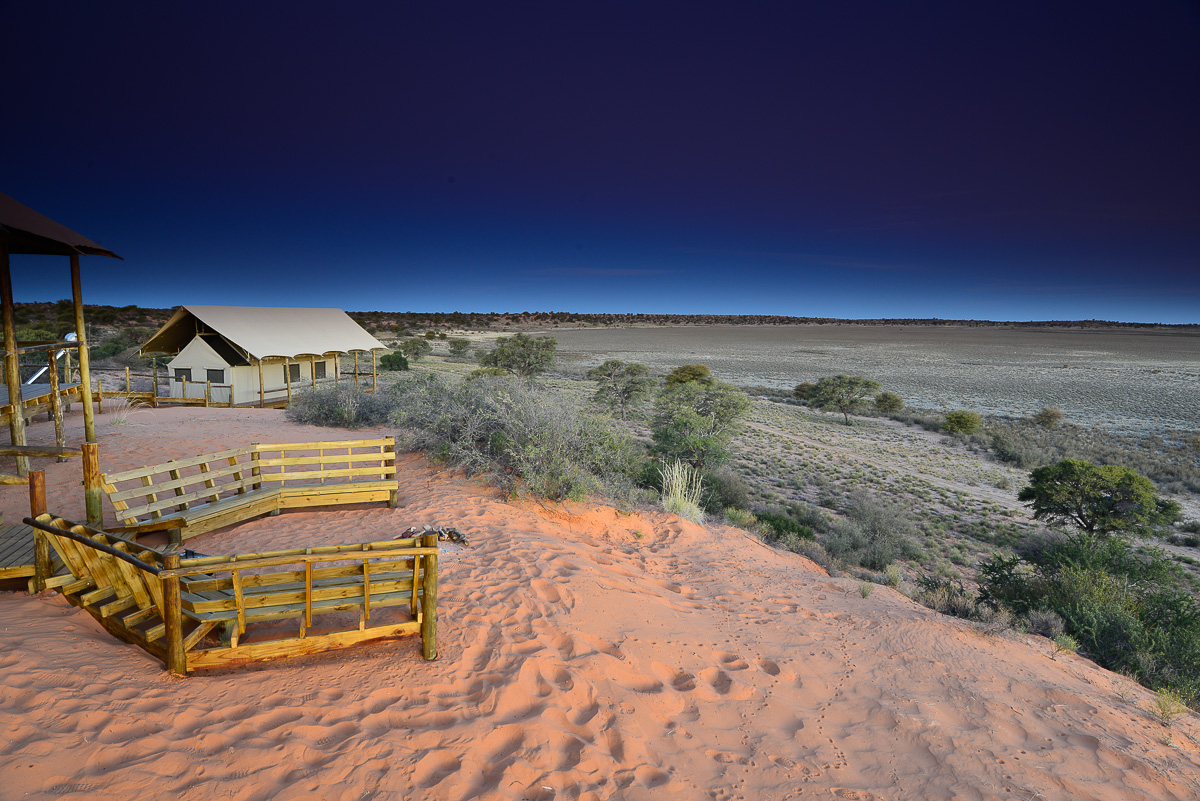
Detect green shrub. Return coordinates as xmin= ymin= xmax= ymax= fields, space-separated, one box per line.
xmin=753 ymin=508 xmax=815 ymax=541
xmin=701 ymin=468 xmax=752 ymax=512
xmin=664 ymin=364 xmax=712 ymax=386
xmin=447 ymin=339 xmax=471 ymax=358
xmin=379 ymin=352 xmax=409 ymax=371
xmin=1032 ymin=407 xmax=1064 ymax=427
xmin=874 ymin=391 xmax=904 ymax=414
xmin=400 ymin=338 xmax=432 ymax=361
xmin=943 ymin=410 xmax=982 ymax=435
xmin=724 ymin=508 xmax=758 ymax=529
xmin=819 ymin=491 xmax=914 ymax=570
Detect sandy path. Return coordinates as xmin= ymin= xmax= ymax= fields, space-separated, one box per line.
xmin=1 ymin=408 xmax=1198 ymax=800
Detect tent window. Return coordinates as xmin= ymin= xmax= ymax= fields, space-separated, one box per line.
xmin=206 ymin=369 xmax=224 ymax=384
xmin=314 ymin=361 xmax=327 ymax=379
xmin=173 ymin=368 xmax=192 ymax=383
xmin=287 ymin=363 xmax=301 ymax=383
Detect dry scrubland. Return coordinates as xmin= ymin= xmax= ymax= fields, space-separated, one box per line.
xmin=549 ymin=325 xmax=1200 ymax=435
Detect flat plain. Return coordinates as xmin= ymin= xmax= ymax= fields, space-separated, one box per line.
xmin=548 ymin=324 xmax=1200 ymax=434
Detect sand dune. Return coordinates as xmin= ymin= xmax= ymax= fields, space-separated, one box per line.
xmin=1 ymin=407 xmax=1198 ymax=800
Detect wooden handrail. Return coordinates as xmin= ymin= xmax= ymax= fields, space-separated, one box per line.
xmin=24 ymin=516 xmax=162 ymax=575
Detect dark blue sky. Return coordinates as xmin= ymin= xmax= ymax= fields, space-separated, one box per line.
xmin=4 ymin=1 xmax=1198 ymax=322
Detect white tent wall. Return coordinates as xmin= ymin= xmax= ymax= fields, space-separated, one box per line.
xmin=166 ymin=337 xmax=233 ymax=403
xmin=230 ymin=356 xmax=336 ymax=406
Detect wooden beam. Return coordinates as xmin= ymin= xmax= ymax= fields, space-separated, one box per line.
xmin=421 ymin=533 xmax=438 ymax=660
xmin=47 ymin=350 xmax=67 ymax=461
xmin=310 ymin=355 xmax=316 ymax=387
xmin=71 ymin=254 xmax=97 ymax=443
xmin=162 ymin=549 xmax=187 ymax=676
xmin=257 ymin=360 xmax=265 ymax=408
xmin=372 ymin=350 xmax=377 ymax=393
xmin=83 ymin=441 xmax=103 ymax=525
xmin=285 ymin=360 xmax=292 ymax=405
xmin=1 ymin=235 xmax=29 ymax=476
xmin=30 ymin=470 xmax=49 ymax=593
xmin=353 ymin=351 xmax=359 ymax=387
xmin=0 ymin=444 xmax=81 ymax=458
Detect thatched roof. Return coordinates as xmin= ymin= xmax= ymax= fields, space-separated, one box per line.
xmin=141 ymin=306 xmax=385 ymax=360
xmin=0 ymin=192 xmax=120 ymax=258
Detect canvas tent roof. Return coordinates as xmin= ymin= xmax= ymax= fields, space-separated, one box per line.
xmin=141 ymin=306 xmax=385 ymax=360
xmin=0 ymin=192 xmax=121 ymax=258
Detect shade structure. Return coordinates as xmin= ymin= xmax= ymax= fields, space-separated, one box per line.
xmin=0 ymin=192 xmax=120 ymax=258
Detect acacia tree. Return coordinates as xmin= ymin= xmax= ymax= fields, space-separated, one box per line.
xmin=586 ymin=359 xmax=656 ymax=420
xmin=478 ymin=333 xmax=557 ymax=382
xmin=400 ymin=338 xmax=432 ymax=361
xmin=664 ymin=364 xmax=712 ymax=386
xmin=651 ymin=380 xmax=750 ymax=469
xmin=1018 ymin=459 xmax=1180 ymax=537
xmin=803 ymin=375 xmax=880 ymax=425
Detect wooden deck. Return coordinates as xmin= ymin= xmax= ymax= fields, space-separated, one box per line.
xmin=0 ymin=523 xmax=35 ymax=580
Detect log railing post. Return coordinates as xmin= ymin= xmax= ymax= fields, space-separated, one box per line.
xmin=421 ymin=533 xmax=438 ymax=660
xmin=96 ymin=379 xmax=104 ymax=415
xmin=152 ymin=359 xmax=159 ymax=407
xmin=30 ymin=470 xmax=49 ymax=592
xmin=257 ymin=360 xmax=265 ymax=408
xmin=205 ymin=381 xmax=211 ymax=408
xmin=125 ymin=366 xmax=131 ymax=393
xmin=162 ymin=549 xmax=187 ymax=676
xmin=1 ymin=238 xmax=29 ymax=476
xmin=83 ymin=441 xmax=103 ymax=525
xmin=47 ymin=349 xmax=67 ymax=462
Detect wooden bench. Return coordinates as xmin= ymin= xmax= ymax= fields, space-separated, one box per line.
xmin=26 ymin=513 xmax=438 ymax=675
xmin=100 ymin=438 xmax=398 ymax=542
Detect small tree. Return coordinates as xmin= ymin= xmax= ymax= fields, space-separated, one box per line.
xmin=400 ymin=338 xmax=432 ymax=361
xmin=1018 ymin=459 xmax=1180 ymax=537
xmin=478 ymin=333 xmax=557 ymax=382
xmin=447 ymin=338 xmax=471 ymax=358
xmin=586 ymin=359 xmax=656 ymax=420
xmin=874 ymin=391 xmax=904 ymax=414
xmin=806 ymin=375 xmax=880 ymax=424
xmin=664 ymin=364 xmax=712 ymax=386
xmin=651 ymin=380 xmax=750 ymax=469
xmin=943 ymin=410 xmax=982 ymax=435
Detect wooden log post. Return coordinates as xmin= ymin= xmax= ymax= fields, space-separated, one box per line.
xmin=96 ymin=379 xmax=103 ymax=414
xmin=47 ymin=349 xmax=67 ymax=462
xmin=152 ymin=359 xmax=159 ymax=407
xmin=285 ymin=362 xmax=292 ymax=405
xmin=257 ymin=360 xmax=265 ymax=408
xmin=70 ymin=254 xmax=97 ymax=444
xmin=205 ymin=381 xmax=211 ymax=408
xmin=83 ymin=441 xmax=103 ymax=525
xmin=372 ymin=350 xmax=377 ymax=393
xmin=421 ymin=532 xmax=439 ymax=660
xmin=310 ymin=356 xmax=317 ymax=387
xmin=353 ymin=351 xmax=359 ymax=387
xmin=125 ymin=366 xmax=131 ymax=393
xmin=334 ymin=354 xmax=340 ymax=383
xmin=162 ymin=549 xmax=187 ymax=676
xmin=30 ymin=470 xmax=49 ymax=592
xmin=1 ymin=238 xmax=29 ymax=476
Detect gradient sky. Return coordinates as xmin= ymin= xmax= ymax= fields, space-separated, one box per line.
xmin=3 ymin=1 xmax=1198 ymax=323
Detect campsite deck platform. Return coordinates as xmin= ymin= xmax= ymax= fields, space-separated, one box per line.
xmin=0 ymin=383 xmax=82 ymax=425
xmin=0 ymin=523 xmax=36 ymax=580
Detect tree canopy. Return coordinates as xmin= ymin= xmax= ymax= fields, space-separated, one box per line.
xmin=651 ymin=380 xmax=750 ymax=469
xmin=1017 ymin=458 xmax=1180 ymax=537
xmin=400 ymin=338 xmax=432 ymax=361
xmin=586 ymin=359 xmax=656 ymax=420
xmin=801 ymin=375 xmax=880 ymax=424
xmin=664 ymin=364 xmax=712 ymax=386
xmin=478 ymin=333 xmax=557 ymax=381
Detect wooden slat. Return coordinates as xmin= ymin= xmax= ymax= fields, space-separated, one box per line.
xmin=253 ymin=452 xmax=394 ymax=468
xmin=106 ymin=459 xmax=253 ymax=502
xmin=103 ymin=446 xmax=256 ymax=482
xmin=124 ymin=477 xmax=269 ymax=518
xmin=256 ymin=437 xmax=393 ymax=451
xmin=162 ymin=545 xmax=436 ymax=578
xmin=184 ymin=620 xmax=420 ymax=670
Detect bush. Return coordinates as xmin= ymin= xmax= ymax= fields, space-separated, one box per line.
xmin=752 ymin=507 xmax=815 ymax=541
xmin=651 ymin=380 xmax=750 ymax=470
xmin=1032 ymin=407 xmax=1064 ymax=427
xmin=379 ymin=352 xmax=409 ymax=371
xmin=943 ymin=410 xmax=982 ymax=435
xmin=724 ymin=508 xmax=758 ymax=529
xmin=874 ymin=391 xmax=904 ymax=414
xmin=285 ymin=383 xmax=393 ymax=429
xmin=701 ymin=468 xmax=752 ymax=512
xmin=478 ymin=333 xmax=557 ymax=381
xmin=447 ymin=339 xmax=471 ymax=358
xmin=977 ymin=531 xmax=1200 ymax=701
xmin=819 ymin=491 xmax=914 ymax=570
xmin=390 ymin=373 xmax=646 ymax=503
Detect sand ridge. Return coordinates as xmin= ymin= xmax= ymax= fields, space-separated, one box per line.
xmin=1 ymin=407 xmax=1198 ymax=800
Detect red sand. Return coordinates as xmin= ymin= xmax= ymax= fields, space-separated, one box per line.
xmin=1 ymin=407 xmax=1198 ymax=800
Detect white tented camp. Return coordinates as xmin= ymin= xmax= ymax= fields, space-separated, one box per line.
xmin=139 ymin=306 xmax=385 ymax=406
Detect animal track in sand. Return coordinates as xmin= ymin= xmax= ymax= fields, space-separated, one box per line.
xmin=714 ymin=651 xmax=750 ymax=670
xmin=757 ymin=658 xmax=781 ymax=676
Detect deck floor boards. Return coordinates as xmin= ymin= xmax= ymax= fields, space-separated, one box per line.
xmin=0 ymin=524 xmax=36 ymax=580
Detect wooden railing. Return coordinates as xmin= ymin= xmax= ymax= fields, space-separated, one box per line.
xmin=27 ymin=513 xmax=438 ymax=675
